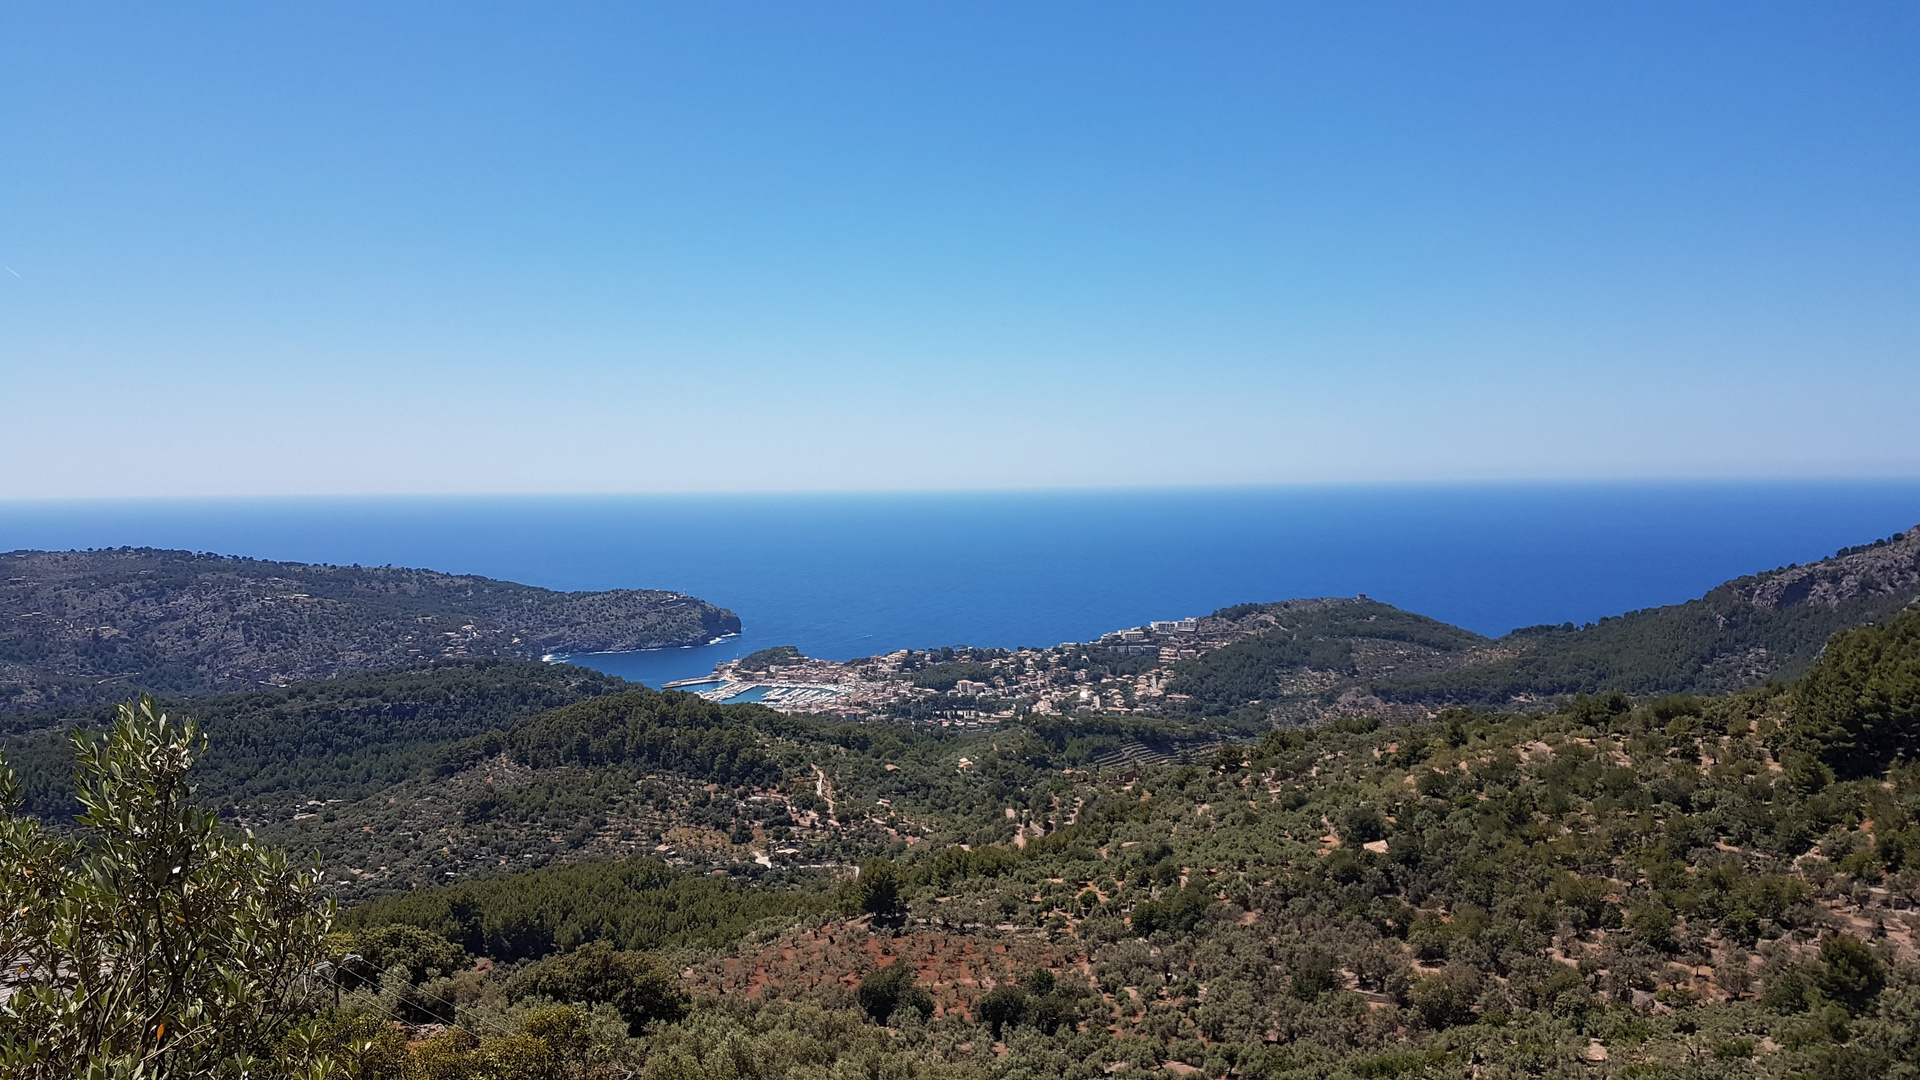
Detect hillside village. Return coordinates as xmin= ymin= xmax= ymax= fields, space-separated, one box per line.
xmin=669 ymin=612 xmax=1240 ymax=722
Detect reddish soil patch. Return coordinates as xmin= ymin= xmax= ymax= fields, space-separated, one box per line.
xmin=686 ymin=919 xmax=1090 ymax=1019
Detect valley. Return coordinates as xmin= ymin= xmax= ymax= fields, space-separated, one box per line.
xmin=5 ymin=526 xmax=1920 ymax=1078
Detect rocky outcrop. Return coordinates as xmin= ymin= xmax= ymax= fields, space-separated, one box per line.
xmin=1735 ymin=527 xmax=1920 ymax=610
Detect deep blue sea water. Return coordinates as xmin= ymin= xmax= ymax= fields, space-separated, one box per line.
xmin=3 ymin=483 xmax=1918 ymax=688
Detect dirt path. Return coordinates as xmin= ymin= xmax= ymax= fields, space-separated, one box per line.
xmin=812 ymin=764 xmax=837 ymax=821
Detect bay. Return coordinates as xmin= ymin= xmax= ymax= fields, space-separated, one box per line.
xmin=3 ymin=482 xmax=1917 ymax=688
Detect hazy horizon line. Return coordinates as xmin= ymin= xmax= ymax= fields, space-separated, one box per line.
xmin=6 ymin=473 xmax=1920 ymax=506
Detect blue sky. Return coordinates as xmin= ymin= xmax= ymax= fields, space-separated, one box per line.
xmin=2 ymin=3 xmax=1915 ymax=497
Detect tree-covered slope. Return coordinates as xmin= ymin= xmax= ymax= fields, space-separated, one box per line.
xmin=440 ymin=686 xmax=796 ymax=787
xmin=1169 ymin=527 xmax=1920 ymax=715
xmin=22 ymin=597 xmax=1920 ymax=1077
xmin=1382 ymin=525 xmax=1920 ymax=706
xmin=0 ymin=658 xmax=631 ymax=816
xmin=316 ymin=613 xmax=1920 ymax=1080
xmin=0 ymin=547 xmax=739 ymax=712
xmin=1164 ymin=599 xmax=1492 ymax=716
xmin=344 ymin=856 xmax=830 ymax=960
xmin=1786 ymin=603 xmax=1920 ymax=780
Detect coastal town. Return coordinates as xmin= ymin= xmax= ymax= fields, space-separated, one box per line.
xmin=663 ymin=610 xmax=1265 ymax=723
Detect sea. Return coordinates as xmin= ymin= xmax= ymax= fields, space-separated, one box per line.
xmin=3 ymin=482 xmax=1918 ymax=688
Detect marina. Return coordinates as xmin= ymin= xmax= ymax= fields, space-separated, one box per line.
xmin=662 ymin=675 xmax=849 ymax=708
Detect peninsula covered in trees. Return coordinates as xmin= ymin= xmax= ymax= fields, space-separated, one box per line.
xmin=0 ymin=547 xmax=739 ymax=712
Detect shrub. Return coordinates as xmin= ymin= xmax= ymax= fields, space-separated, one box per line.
xmin=1339 ymin=805 xmax=1387 ymax=845
xmin=506 ymin=941 xmax=689 ymax=1035
xmin=1409 ymin=973 xmax=1476 ymax=1030
xmin=1131 ymin=884 xmax=1214 ymax=937
xmin=304 ymin=1014 xmax=413 ymax=1079
xmin=1762 ymin=964 xmax=1814 ymax=1014
xmin=977 ymin=985 xmax=1030 ymax=1037
xmin=1627 ymin=903 xmax=1679 ymax=954
xmin=1291 ymin=955 xmax=1339 ymax=1001
xmin=842 ymin=857 xmax=905 ymax=919
xmin=855 ymin=961 xmax=933 ymax=1025
xmin=1815 ymin=934 xmax=1886 ymax=1015
xmin=333 ymin=924 xmax=469 ymax=988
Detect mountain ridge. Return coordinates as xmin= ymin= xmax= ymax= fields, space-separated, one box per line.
xmin=1166 ymin=525 xmax=1920 ymax=718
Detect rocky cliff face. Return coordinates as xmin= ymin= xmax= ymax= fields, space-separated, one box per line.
xmin=1736 ymin=527 xmax=1920 ymax=610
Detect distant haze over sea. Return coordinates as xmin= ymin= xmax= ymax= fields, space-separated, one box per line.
xmin=4 ymin=483 xmax=1918 ymax=688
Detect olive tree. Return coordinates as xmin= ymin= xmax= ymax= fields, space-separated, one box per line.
xmin=0 ymin=696 xmax=337 ymax=1078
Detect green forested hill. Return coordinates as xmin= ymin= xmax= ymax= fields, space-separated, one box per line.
xmin=440 ymin=687 xmax=794 ymax=787
xmin=15 ymin=530 xmax=1920 ymax=1079
xmin=1165 ymin=599 xmax=1491 ymax=715
xmin=296 ymin=604 xmax=1920 ymax=1079
xmin=0 ymin=547 xmax=738 ymax=712
xmin=1377 ymin=526 xmax=1920 ymax=706
xmin=14 ymin=585 xmax=1920 ymax=1077
xmin=1169 ymin=526 xmax=1920 ymax=716
xmin=0 ymin=659 xmax=630 ymax=816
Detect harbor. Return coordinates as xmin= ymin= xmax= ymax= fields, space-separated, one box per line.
xmin=661 ymin=675 xmax=848 ymax=709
